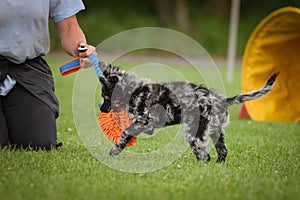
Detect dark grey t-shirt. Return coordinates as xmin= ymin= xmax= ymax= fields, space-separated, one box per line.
xmin=0 ymin=0 xmax=85 ymax=64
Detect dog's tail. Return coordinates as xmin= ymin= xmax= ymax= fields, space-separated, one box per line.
xmin=225 ymin=72 xmax=279 ymax=106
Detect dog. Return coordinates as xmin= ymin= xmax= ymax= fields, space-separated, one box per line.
xmin=98 ymin=62 xmax=279 ymax=163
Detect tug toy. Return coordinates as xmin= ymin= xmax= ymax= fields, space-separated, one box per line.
xmin=59 ymin=57 xmax=81 ymax=76
xmin=59 ymin=47 xmax=136 ymax=146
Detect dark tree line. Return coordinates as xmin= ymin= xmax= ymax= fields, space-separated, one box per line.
xmin=82 ymin=0 xmax=300 ymax=34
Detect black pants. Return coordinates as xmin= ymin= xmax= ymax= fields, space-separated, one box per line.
xmin=0 ymin=56 xmax=59 ymax=150
xmin=0 ymin=83 xmax=57 ymax=150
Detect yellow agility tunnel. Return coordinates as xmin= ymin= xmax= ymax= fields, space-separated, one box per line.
xmin=240 ymin=6 xmax=300 ymax=122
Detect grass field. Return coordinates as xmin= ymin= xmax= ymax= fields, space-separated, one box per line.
xmin=0 ymin=54 xmax=299 ymax=200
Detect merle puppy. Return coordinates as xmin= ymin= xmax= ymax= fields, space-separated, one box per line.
xmin=98 ymin=62 xmax=279 ymax=163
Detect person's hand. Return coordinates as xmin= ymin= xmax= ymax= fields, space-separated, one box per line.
xmin=77 ymin=42 xmax=97 ymax=69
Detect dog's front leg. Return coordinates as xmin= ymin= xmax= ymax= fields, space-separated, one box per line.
xmin=109 ymin=122 xmax=147 ymax=156
xmin=109 ymin=130 xmax=133 ymax=156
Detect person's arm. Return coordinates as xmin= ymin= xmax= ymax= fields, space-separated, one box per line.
xmin=55 ymin=15 xmax=95 ymax=67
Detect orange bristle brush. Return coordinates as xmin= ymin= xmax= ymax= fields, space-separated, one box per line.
xmin=59 ymin=47 xmax=137 ymax=146
xmin=98 ymin=109 xmax=136 ymax=146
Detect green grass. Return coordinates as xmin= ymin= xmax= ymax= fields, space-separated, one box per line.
xmin=0 ymin=55 xmax=299 ymax=200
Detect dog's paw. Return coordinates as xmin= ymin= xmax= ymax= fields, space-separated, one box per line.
xmin=109 ymin=146 xmax=123 ymax=156
xmin=216 ymin=148 xmax=227 ymax=163
xmin=202 ymin=153 xmax=211 ymax=163
xmin=196 ymin=151 xmax=211 ymax=163
xmin=216 ymin=157 xmax=226 ymax=163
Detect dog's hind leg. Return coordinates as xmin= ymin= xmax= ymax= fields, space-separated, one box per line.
xmin=209 ymin=126 xmax=228 ymax=163
xmin=183 ymin=111 xmax=210 ymax=162
xmin=189 ymin=139 xmax=210 ymax=162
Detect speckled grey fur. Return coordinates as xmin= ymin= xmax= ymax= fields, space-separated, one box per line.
xmin=99 ymin=62 xmax=279 ymax=163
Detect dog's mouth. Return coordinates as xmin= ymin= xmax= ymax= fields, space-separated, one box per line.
xmin=100 ymin=101 xmax=111 ymax=113
xmin=99 ymin=77 xmax=110 ymax=88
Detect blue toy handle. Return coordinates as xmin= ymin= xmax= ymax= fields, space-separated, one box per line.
xmin=88 ymin=54 xmax=103 ymax=78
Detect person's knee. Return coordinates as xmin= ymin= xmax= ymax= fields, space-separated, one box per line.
xmin=30 ymin=139 xmax=58 ymax=150
xmin=11 ymin=135 xmax=58 ymax=150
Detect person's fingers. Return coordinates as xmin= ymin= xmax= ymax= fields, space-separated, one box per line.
xmin=77 ymin=42 xmax=96 ymax=58
xmin=79 ymin=57 xmax=92 ymax=68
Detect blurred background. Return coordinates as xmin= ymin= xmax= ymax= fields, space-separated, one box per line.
xmin=49 ymin=0 xmax=300 ymax=56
